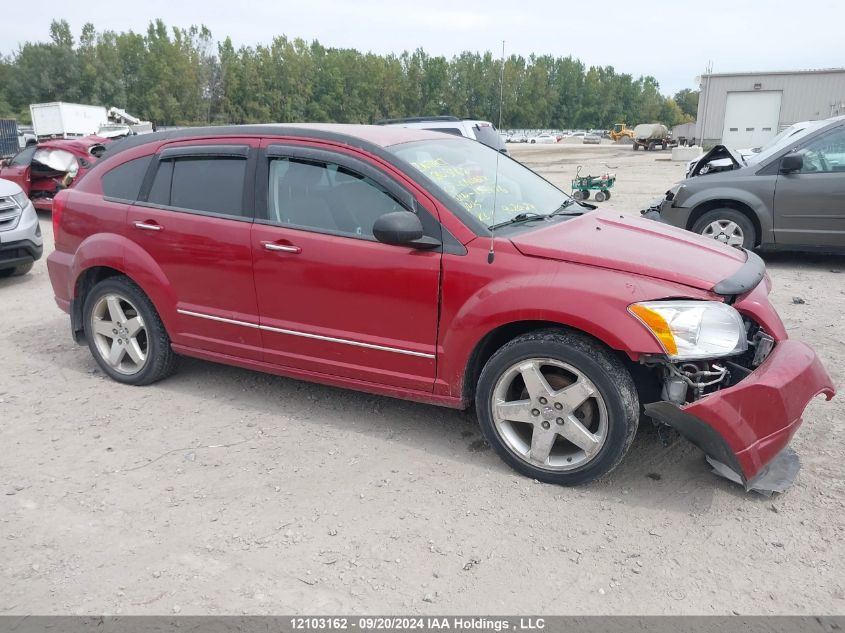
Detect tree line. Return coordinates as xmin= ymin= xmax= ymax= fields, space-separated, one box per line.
xmin=0 ymin=20 xmax=699 ymax=130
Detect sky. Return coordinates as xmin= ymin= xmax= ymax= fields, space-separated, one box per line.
xmin=1 ymin=0 xmax=843 ymax=96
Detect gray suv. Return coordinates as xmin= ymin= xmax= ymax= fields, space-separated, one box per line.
xmin=650 ymin=115 xmax=845 ymax=252
xmin=0 ymin=177 xmax=43 ymax=277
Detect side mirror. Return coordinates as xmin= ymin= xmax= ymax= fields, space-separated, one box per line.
xmin=780 ymin=152 xmax=803 ymax=173
xmin=373 ymin=211 xmax=439 ymax=249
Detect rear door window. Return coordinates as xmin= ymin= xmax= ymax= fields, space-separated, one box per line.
xmin=144 ymin=155 xmax=248 ymax=218
xmin=171 ymin=158 xmax=246 ymax=214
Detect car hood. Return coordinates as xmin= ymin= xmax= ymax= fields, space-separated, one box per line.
xmin=0 ymin=177 xmax=24 ymax=196
xmin=687 ymin=144 xmax=746 ymax=177
xmin=510 ymin=210 xmax=748 ymax=292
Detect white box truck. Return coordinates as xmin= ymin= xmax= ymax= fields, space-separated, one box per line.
xmin=30 ymin=102 xmax=108 ymax=141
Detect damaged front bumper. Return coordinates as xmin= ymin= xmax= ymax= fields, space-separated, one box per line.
xmin=645 ymin=340 xmax=835 ymax=486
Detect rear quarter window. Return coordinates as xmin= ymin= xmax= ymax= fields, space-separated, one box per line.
xmin=102 ymin=155 xmax=153 ymax=202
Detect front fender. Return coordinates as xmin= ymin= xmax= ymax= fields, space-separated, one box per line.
xmin=436 ymin=249 xmax=713 ymax=398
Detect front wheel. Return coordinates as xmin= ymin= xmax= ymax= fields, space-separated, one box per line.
xmin=475 ymin=329 xmax=639 ymax=485
xmin=691 ymin=208 xmax=756 ymax=249
xmin=594 ymin=191 xmax=606 ymax=202
xmin=82 ymin=276 xmax=178 ymax=385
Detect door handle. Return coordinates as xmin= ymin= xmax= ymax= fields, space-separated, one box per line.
xmin=134 ymin=221 xmax=163 ymax=231
xmin=262 ymin=241 xmax=301 ymax=254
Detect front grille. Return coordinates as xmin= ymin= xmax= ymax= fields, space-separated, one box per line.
xmin=0 ymin=247 xmax=25 ymax=262
xmin=0 ymin=196 xmax=22 ymax=232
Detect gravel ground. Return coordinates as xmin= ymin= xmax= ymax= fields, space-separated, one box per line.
xmin=1 ymin=142 xmax=843 ymax=615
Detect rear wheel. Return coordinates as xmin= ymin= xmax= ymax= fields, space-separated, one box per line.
xmin=594 ymin=191 xmax=607 ymax=202
xmin=82 ymin=276 xmax=178 ymax=385
xmin=604 ymin=190 xmax=611 ymax=200
xmin=691 ymin=208 xmax=756 ymax=249
xmin=632 ymin=143 xmax=638 ymax=151
xmin=475 ymin=329 xmax=639 ymax=485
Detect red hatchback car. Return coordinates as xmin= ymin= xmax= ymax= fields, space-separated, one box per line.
xmin=46 ymin=124 xmax=835 ymax=486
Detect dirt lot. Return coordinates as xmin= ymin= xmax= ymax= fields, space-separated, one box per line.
xmin=1 ymin=142 xmax=844 ymax=615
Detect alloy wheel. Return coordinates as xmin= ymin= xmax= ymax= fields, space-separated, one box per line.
xmin=90 ymin=293 xmax=148 ymax=375
xmin=491 ymin=358 xmax=608 ymax=471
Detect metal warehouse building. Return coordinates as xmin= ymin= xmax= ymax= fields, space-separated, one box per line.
xmin=696 ymin=68 xmax=845 ymax=148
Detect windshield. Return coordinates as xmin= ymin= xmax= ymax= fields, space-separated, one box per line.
xmin=747 ymin=120 xmax=827 ymax=165
xmin=389 ymin=137 xmax=571 ymax=228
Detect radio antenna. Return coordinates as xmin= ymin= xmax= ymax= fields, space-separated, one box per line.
xmin=488 ymin=39 xmax=506 ymax=265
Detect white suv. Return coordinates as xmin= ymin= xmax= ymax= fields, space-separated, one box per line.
xmin=376 ymin=116 xmax=508 ymax=154
xmin=0 ymin=178 xmax=43 ymax=277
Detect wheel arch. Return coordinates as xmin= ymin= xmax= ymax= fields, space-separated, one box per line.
xmin=460 ymin=320 xmax=641 ymax=404
xmin=70 ymin=236 xmax=178 ymax=343
xmin=687 ymin=199 xmax=762 ymax=247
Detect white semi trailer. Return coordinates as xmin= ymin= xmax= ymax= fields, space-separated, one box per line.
xmin=30 ymin=102 xmax=108 ymax=141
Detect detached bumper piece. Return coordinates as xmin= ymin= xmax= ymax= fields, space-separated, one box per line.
xmin=706 ymin=447 xmax=800 ymax=496
xmin=645 ymin=340 xmax=835 ymax=494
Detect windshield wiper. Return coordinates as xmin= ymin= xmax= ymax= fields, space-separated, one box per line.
xmin=548 ymin=199 xmax=583 ymax=217
xmin=488 ymin=211 xmax=546 ymax=231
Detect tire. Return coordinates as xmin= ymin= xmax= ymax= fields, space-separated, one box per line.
xmin=580 ymin=190 xmax=590 ymax=200
xmin=691 ymin=208 xmax=756 ymax=249
xmin=0 ymin=262 xmax=33 ymax=277
xmin=82 ymin=275 xmax=178 ymax=385
xmin=475 ymin=329 xmax=639 ymax=485
xmin=594 ymin=191 xmax=606 ymax=202
xmin=632 ymin=143 xmax=638 ymax=151
xmin=604 ymin=190 xmax=611 ymax=200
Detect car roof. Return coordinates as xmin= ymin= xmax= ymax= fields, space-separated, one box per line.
xmin=100 ymin=123 xmax=450 ymax=161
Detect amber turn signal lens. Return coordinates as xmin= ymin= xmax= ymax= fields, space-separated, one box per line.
xmin=629 ymin=304 xmax=679 ymax=356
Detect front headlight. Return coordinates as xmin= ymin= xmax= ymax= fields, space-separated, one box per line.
xmin=12 ymin=191 xmax=29 ymax=209
xmin=629 ymin=300 xmax=747 ymax=360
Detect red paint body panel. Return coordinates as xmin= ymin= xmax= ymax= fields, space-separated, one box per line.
xmin=45 ymin=124 xmax=836 ymax=484
xmin=251 ymin=223 xmax=440 ymax=391
xmin=680 ymin=341 xmax=835 ymax=479
xmin=510 ymin=210 xmax=747 ymax=292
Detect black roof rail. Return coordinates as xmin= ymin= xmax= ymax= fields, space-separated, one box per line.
xmin=374 ymin=116 xmax=461 ymax=125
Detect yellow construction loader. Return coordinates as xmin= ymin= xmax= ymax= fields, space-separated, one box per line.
xmin=609 ymin=123 xmax=635 ymax=142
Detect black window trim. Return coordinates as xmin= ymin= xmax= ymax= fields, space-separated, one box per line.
xmin=256 ymin=143 xmax=466 ymax=255
xmin=135 ymin=144 xmax=257 ymax=222
xmin=159 ymin=144 xmax=250 ymax=160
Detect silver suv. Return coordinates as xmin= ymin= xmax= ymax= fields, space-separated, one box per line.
xmin=376 ymin=116 xmax=508 ymax=154
xmin=0 ymin=178 xmax=43 ymax=277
